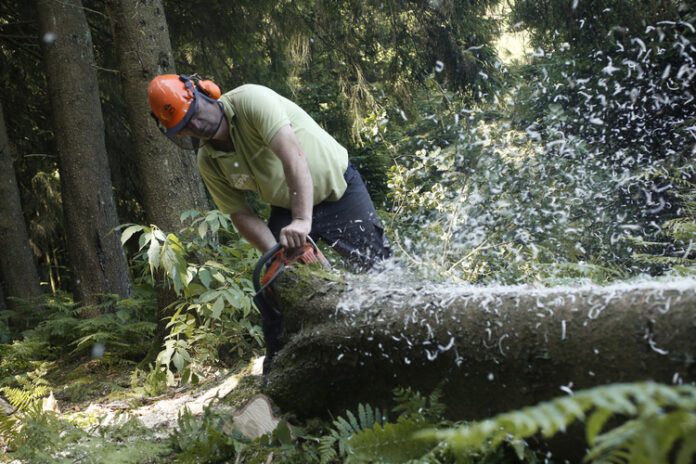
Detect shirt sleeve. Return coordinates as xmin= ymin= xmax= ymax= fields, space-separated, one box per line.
xmin=197 ymin=150 xmax=249 ymax=214
xmin=239 ymin=85 xmax=291 ymax=145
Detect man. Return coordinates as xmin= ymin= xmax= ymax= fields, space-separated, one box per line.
xmin=147 ymin=74 xmax=390 ymax=269
xmin=148 ymin=74 xmax=391 ymax=370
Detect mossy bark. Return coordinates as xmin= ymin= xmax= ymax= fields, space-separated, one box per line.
xmin=265 ymin=270 xmax=696 ymax=421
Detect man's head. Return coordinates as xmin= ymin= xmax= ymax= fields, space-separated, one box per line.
xmin=148 ymin=74 xmax=222 ymax=138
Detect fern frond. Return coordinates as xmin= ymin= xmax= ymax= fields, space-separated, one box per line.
xmin=346 ymin=420 xmax=439 ymax=463
xmin=2 ymin=386 xmax=50 ymax=412
xmin=676 ymin=424 xmax=696 ymax=464
xmin=416 ymin=382 xmax=696 ymax=463
xmin=318 ymin=435 xmax=338 ymax=464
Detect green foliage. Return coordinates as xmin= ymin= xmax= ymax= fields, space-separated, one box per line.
xmin=377 ymin=10 xmax=696 ymax=284
xmin=346 ymin=420 xmax=441 ymax=463
xmin=0 ymin=339 xmax=50 ymax=386
xmin=511 ymin=0 xmax=683 ymax=51
xmin=169 ymin=406 xmax=249 ymax=463
xmin=130 ymin=364 xmax=170 ymax=398
xmin=419 ymin=382 xmax=696 ymax=464
xmin=1 ymin=290 xmax=157 ymax=366
xmin=1 ymin=363 xmax=51 ymax=412
xmin=318 ymin=403 xmax=387 ymax=463
xmin=632 ymin=186 xmax=696 ymax=275
xmin=341 ymin=385 xmax=448 ymax=463
xmin=123 ymin=210 xmax=263 ymax=383
xmin=317 ymin=385 xmax=538 ymax=464
xmin=392 ymin=384 xmax=447 ymax=423
xmin=2 ymin=405 xmax=170 ymax=463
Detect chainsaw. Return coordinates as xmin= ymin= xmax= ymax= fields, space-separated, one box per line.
xmin=252 ymin=236 xmax=330 ymax=319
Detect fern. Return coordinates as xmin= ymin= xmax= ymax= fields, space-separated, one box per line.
xmin=169 ymin=405 xmax=250 ymax=463
xmin=319 ymin=403 xmax=386 ymax=463
xmin=392 ymin=383 xmax=446 ymax=422
xmin=417 ymin=382 xmax=696 ymax=463
xmin=346 ymin=420 xmax=440 ymax=463
xmin=1 ymin=362 xmax=51 ymax=412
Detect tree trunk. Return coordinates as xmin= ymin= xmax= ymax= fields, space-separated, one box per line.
xmin=108 ymin=0 xmax=208 ymax=226
xmin=107 ymin=0 xmax=210 ymax=363
xmin=265 ymin=269 xmax=696 ymax=421
xmin=0 ymin=101 xmax=44 ymax=315
xmin=37 ymin=0 xmax=132 ymax=313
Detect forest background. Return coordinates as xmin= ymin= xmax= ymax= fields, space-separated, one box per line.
xmin=1 ymin=0 xmax=695 ymax=462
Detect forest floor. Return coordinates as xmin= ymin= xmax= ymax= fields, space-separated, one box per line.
xmin=48 ymin=355 xmax=266 ymax=430
xmin=2 ymin=355 xmax=274 ymax=463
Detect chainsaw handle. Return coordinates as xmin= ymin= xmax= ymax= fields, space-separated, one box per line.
xmin=253 ymin=243 xmax=283 ymax=294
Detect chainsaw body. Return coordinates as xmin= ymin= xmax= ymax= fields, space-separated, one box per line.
xmin=252 ymin=237 xmax=330 ymax=318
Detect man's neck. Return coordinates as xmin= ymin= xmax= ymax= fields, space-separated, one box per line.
xmin=209 ymin=137 xmax=235 ymax=152
xmin=209 ymin=115 xmax=234 ymax=152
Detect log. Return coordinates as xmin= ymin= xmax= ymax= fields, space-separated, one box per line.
xmin=264 ymin=268 xmax=696 ymax=422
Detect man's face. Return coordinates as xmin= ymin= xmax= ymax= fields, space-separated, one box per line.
xmin=178 ymin=97 xmax=224 ymax=140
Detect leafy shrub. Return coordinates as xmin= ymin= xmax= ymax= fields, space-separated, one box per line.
xmin=122 ymin=210 xmax=263 ymax=383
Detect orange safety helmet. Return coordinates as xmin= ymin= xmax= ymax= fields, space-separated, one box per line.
xmin=148 ymin=74 xmax=221 ymax=136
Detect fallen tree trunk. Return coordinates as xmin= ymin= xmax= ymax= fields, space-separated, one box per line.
xmin=265 ymin=269 xmax=696 ymax=422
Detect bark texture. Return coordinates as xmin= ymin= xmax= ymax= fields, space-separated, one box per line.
xmin=0 ymin=101 xmax=43 ymax=309
xmin=37 ymin=0 xmax=131 ymax=311
xmin=266 ymin=269 xmax=696 ymax=421
xmin=108 ymin=0 xmax=208 ymax=227
xmin=108 ymin=0 xmax=210 ymax=363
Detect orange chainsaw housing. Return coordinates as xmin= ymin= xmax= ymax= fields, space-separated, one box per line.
xmin=261 ymin=242 xmax=330 ymax=288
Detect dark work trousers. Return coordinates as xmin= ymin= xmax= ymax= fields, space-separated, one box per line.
xmin=261 ymin=162 xmax=392 ymax=373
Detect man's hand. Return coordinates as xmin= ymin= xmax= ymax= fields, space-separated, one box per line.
xmin=279 ymin=218 xmax=312 ymax=249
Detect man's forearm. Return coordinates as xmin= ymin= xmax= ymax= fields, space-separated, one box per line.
xmin=230 ymin=208 xmax=277 ymax=253
xmin=269 ymin=125 xmax=314 ymax=248
xmin=284 ymin=154 xmax=313 ymax=222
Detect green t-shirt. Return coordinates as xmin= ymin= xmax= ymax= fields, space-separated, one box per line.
xmin=197 ymin=84 xmax=348 ymax=214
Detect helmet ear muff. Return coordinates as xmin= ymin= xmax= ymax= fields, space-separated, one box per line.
xmin=195 ymin=79 xmax=221 ymax=100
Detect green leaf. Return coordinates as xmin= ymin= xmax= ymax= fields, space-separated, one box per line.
xmin=198 ymin=221 xmax=208 ymax=239
xmin=147 ymin=237 xmax=161 ymax=271
xmin=276 ymin=420 xmax=294 ymax=445
xmin=199 ymin=290 xmax=221 ymax=303
xmin=139 ymin=231 xmax=152 ymax=251
xmin=153 ymin=229 xmax=167 ymax=242
xmin=198 ymin=268 xmax=212 ymax=289
xmin=172 ymin=351 xmax=185 ymax=371
xmin=121 ymin=225 xmax=144 ymax=245
xmin=586 ymin=408 xmax=614 ymax=445
xmin=212 ymin=297 xmax=225 ymax=319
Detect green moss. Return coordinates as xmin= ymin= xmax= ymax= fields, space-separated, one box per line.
xmin=276 ymin=264 xmax=346 ymax=306
xmin=220 ymin=374 xmax=263 ymax=409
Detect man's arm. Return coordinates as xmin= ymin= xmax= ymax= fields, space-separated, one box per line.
xmin=269 ymin=124 xmax=313 ymax=249
xmin=230 ymin=208 xmax=278 ymax=253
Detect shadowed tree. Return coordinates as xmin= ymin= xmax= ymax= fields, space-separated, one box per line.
xmin=0 ymin=101 xmax=43 ymax=315
xmin=36 ymin=0 xmax=131 ymax=314
xmin=108 ymin=0 xmax=210 ymax=362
